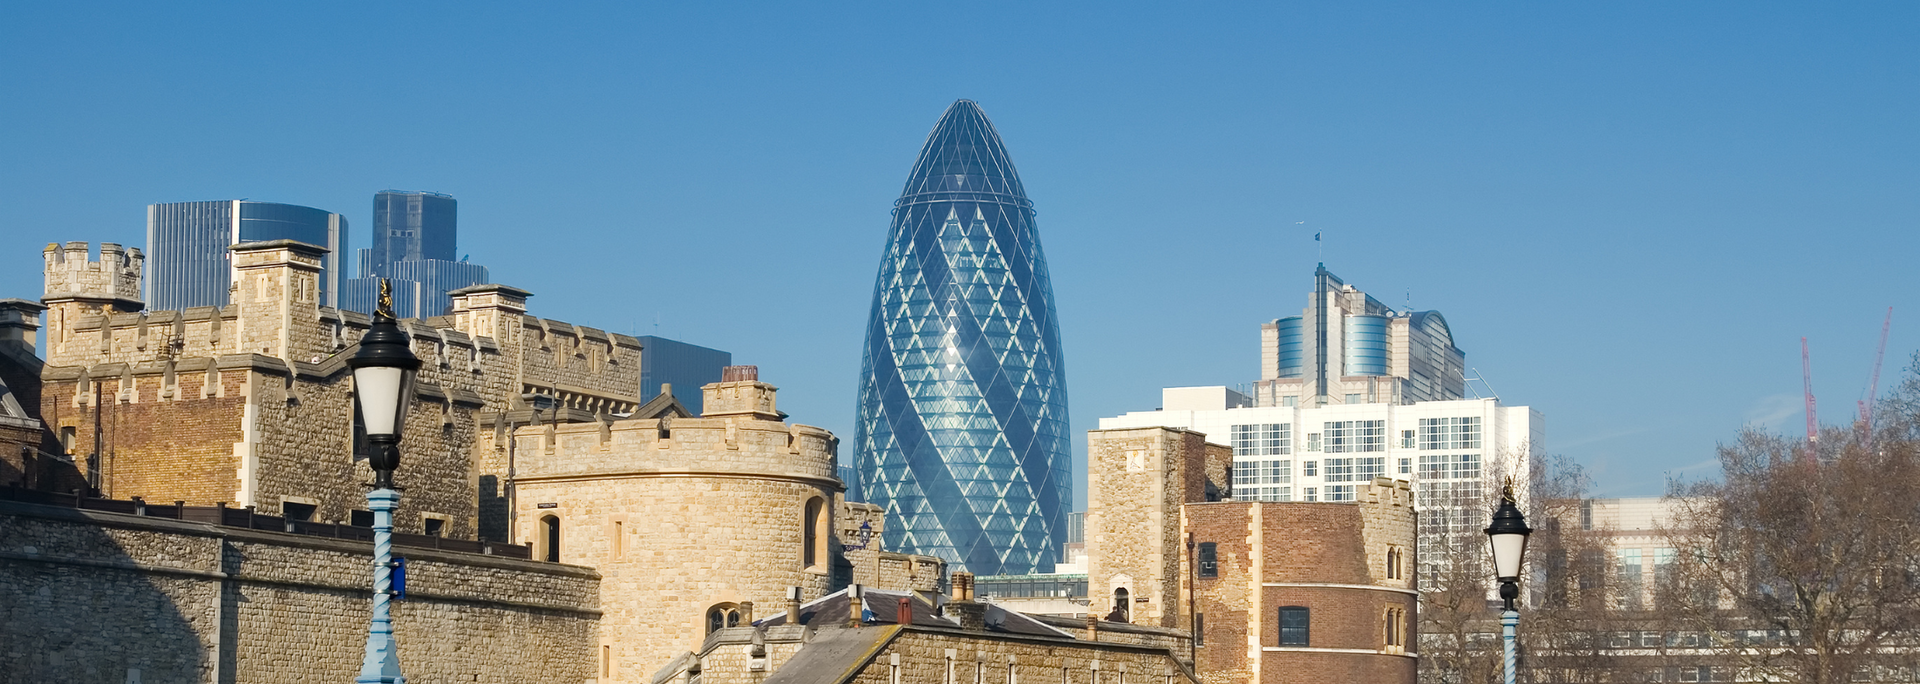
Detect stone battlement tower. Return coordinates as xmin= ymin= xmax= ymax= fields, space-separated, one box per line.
xmin=43 ymin=241 xmax=143 ymax=314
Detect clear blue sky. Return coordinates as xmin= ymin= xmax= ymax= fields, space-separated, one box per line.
xmin=4 ymin=2 xmax=1916 ymax=504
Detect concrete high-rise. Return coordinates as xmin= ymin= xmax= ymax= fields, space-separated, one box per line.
xmin=341 ymin=191 xmax=488 ymax=318
xmin=854 ymin=100 xmax=1071 ymax=575
xmin=145 ymin=200 xmax=344 ymax=311
xmin=1255 ymin=264 xmax=1467 ymax=408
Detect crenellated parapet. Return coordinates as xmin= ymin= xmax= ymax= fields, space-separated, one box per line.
xmin=43 ymin=242 xmax=143 ymax=311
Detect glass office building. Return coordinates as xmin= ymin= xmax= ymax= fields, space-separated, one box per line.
xmin=343 ymin=191 xmax=488 ymax=318
xmin=634 ymin=335 xmax=731 ymax=416
xmin=145 ymin=200 xmax=344 ymax=311
xmin=854 ymin=100 xmax=1071 ymax=576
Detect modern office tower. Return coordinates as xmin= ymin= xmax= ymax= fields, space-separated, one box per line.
xmin=145 ymin=200 xmax=345 ymax=311
xmin=341 ymin=191 xmax=488 ymax=318
xmin=1254 ymin=264 xmax=1466 ymax=408
xmin=1100 ymin=385 xmax=1542 ymax=576
xmin=634 ymin=335 xmax=731 ymax=416
xmin=854 ymin=100 xmax=1071 ymax=576
xmin=370 ymin=190 xmax=457 ymax=265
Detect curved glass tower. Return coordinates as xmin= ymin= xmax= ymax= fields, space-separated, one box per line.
xmin=855 ymin=100 xmax=1070 ymax=576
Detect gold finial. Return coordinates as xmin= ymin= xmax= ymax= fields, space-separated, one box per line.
xmin=376 ymin=278 xmax=394 ymax=320
xmin=1501 ymin=476 xmax=1517 ymax=505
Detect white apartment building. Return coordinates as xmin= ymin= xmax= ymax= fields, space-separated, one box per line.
xmin=1099 ymin=386 xmax=1544 ymax=563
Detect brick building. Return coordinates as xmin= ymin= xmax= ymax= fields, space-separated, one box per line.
xmin=1086 ymin=426 xmax=1418 ymax=684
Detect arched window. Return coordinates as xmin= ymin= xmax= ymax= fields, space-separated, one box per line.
xmin=705 ymin=603 xmax=742 ymax=634
xmin=1109 ymin=588 xmax=1131 ymax=622
xmin=540 ymin=514 xmax=561 ymax=563
xmin=1279 ymin=606 xmax=1310 ymax=646
xmin=804 ymin=497 xmax=824 ymax=568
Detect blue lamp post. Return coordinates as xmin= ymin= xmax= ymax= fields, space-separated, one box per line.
xmin=1485 ymin=480 xmax=1532 ymax=684
xmin=349 ymin=280 xmax=420 ymax=684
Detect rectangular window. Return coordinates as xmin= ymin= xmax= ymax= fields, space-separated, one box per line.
xmin=1279 ymin=607 xmax=1310 ymax=646
xmin=1198 ymin=542 xmax=1218 ymax=578
xmin=1323 ymin=420 xmax=1385 ymax=453
xmin=1304 ymin=487 xmax=1318 ymax=502
xmin=1417 ymin=453 xmax=1482 ymax=480
xmin=613 ymin=520 xmax=624 ymax=558
xmin=424 ymin=518 xmax=445 ymax=537
xmin=1326 ymin=484 xmax=1355 ymax=501
xmin=1398 ymin=457 xmax=1412 ymax=474
xmin=1282 ymin=395 xmax=1298 ymax=407
xmin=1305 ymin=433 xmax=1321 ymax=451
xmin=283 ymin=501 xmax=317 ymax=522
xmin=1619 ymin=548 xmax=1645 ymax=610
xmin=1324 ymin=457 xmax=1385 ymax=483
xmin=1302 ymin=461 xmax=1317 ymax=477
xmin=1401 ymin=430 xmax=1415 ymax=449
xmin=350 ymin=509 xmax=374 ymax=527
xmin=1229 ymin=423 xmax=1291 ymax=456
xmin=1345 ymin=393 xmax=1361 ymax=404
xmin=1195 ymin=613 xmax=1205 ymax=647
xmin=1418 ymin=416 xmax=1482 ymax=450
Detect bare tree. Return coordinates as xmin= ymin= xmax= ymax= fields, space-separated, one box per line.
xmin=1657 ymin=353 xmax=1920 ymax=684
xmin=1419 ymin=448 xmax=1618 ymax=684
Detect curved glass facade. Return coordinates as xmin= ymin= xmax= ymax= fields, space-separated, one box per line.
xmin=1343 ymin=315 xmax=1391 ymax=376
xmin=146 ymin=200 xmax=343 ymax=311
xmin=1275 ymin=317 xmax=1305 ymax=378
xmin=854 ymin=100 xmax=1070 ymax=575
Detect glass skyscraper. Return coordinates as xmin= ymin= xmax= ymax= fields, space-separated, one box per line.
xmin=342 ymin=191 xmax=488 ymax=318
xmin=145 ymin=200 xmax=345 ymax=311
xmin=854 ymin=100 xmax=1071 ymax=576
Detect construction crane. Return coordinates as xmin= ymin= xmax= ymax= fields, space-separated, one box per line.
xmin=1803 ymin=337 xmax=1818 ymax=459
xmin=1859 ymin=307 xmax=1893 ymax=441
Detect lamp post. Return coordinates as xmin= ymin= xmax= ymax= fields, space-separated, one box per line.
xmin=350 ymin=280 xmax=420 ymax=684
xmin=1485 ymin=479 xmax=1532 ymax=684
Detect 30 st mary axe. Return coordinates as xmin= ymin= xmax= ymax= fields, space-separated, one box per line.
xmin=854 ymin=100 xmax=1071 ymax=575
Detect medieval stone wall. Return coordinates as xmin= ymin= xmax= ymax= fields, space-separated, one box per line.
xmin=848 ymin=628 xmax=1196 ymax=684
xmin=1086 ymin=427 xmax=1226 ymax=629
xmin=0 ymin=500 xmax=599 ymax=684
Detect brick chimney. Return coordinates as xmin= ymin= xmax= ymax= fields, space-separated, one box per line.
xmin=947 ymin=571 xmax=986 ymax=632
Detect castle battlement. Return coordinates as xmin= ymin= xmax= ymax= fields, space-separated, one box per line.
xmin=43 ymin=241 xmax=143 ymax=311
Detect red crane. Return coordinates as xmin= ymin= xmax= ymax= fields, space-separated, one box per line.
xmin=1803 ymin=337 xmax=1818 ymax=459
xmin=1859 ymin=307 xmax=1893 ymax=440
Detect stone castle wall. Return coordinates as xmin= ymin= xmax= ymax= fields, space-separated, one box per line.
xmin=0 ymin=500 xmax=599 ymax=684
xmin=860 ymin=628 xmax=1194 ymax=684
xmin=26 ymin=242 xmax=644 ymax=542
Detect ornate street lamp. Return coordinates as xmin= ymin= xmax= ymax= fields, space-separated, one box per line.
xmin=349 ymin=280 xmax=420 ymax=684
xmin=1485 ymin=479 xmax=1532 ymax=684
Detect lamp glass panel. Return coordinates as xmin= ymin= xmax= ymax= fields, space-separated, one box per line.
xmin=1490 ymin=533 xmax=1528 ymax=578
xmin=354 ymin=366 xmax=406 ymax=437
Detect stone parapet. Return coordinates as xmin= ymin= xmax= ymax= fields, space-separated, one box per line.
xmin=0 ymin=499 xmax=598 ymax=683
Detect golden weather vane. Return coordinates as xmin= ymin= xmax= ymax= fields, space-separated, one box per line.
xmin=376 ymin=278 xmax=394 ymax=320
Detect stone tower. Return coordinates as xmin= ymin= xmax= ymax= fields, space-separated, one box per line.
xmin=1085 ymin=426 xmax=1231 ymax=628
xmin=42 ymin=242 xmax=143 ymax=362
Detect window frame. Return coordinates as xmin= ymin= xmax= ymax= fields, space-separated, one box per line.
xmin=1278 ymin=606 xmax=1310 ymax=646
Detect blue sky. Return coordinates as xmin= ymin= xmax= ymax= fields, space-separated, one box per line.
xmin=3 ymin=2 xmax=1916 ymax=504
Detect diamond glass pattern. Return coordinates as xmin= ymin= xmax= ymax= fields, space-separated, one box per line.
xmin=854 ymin=100 xmax=1070 ymax=576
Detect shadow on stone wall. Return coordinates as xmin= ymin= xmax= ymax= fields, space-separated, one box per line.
xmin=0 ymin=506 xmax=212 ymax=683
xmin=478 ymin=474 xmax=506 ymax=542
